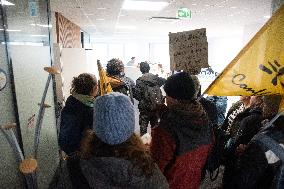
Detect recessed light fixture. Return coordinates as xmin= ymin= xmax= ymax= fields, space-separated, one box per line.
xmin=97 ymin=7 xmax=107 ymax=10
xmin=1 ymin=0 xmax=15 ymax=6
xmin=122 ymin=0 xmax=169 ymax=11
xmin=116 ymin=25 xmax=137 ymax=30
xmin=96 ymin=18 xmax=105 ymax=21
xmin=192 ymin=3 xmax=197 ymax=6
xmin=263 ymin=15 xmax=270 ymax=19
xmin=230 ymin=6 xmax=237 ymax=9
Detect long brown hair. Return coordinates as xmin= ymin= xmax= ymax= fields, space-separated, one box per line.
xmin=80 ymin=129 xmax=155 ymax=176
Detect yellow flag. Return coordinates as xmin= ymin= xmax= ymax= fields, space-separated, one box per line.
xmin=204 ymin=4 xmax=284 ymax=97
xmin=97 ymin=60 xmax=113 ymax=95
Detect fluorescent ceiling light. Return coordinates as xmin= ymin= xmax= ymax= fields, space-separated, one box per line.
xmin=115 ymin=31 xmax=132 ymax=34
xmin=230 ymin=6 xmax=237 ymax=9
xmin=192 ymin=3 xmax=197 ymax=6
xmin=97 ymin=7 xmax=106 ymax=10
xmin=37 ymin=24 xmax=52 ymax=28
xmin=96 ymin=18 xmax=105 ymax=21
xmin=30 ymin=24 xmax=52 ymax=28
xmin=1 ymin=0 xmax=15 ymax=6
xmin=116 ymin=25 xmax=136 ymax=29
xmin=122 ymin=0 xmax=169 ymax=11
xmin=0 ymin=29 xmax=21 ymax=32
xmin=31 ymin=35 xmax=48 ymax=37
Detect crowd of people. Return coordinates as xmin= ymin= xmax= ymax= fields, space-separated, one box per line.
xmin=55 ymin=58 xmax=284 ymax=189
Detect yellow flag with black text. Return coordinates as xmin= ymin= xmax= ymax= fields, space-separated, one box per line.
xmin=204 ymin=4 xmax=284 ymax=97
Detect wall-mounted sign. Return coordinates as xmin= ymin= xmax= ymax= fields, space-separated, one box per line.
xmin=177 ymin=8 xmax=191 ymax=18
xmin=0 ymin=68 xmax=7 ymax=91
xmin=29 ymin=0 xmax=38 ymax=17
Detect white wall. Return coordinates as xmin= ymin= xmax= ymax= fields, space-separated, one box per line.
xmin=61 ymin=48 xmax=99 ymax=98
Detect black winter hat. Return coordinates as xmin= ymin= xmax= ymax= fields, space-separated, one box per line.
xmin=164 ymin=72 xmax=196 ymax=100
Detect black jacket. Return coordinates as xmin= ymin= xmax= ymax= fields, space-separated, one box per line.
xmin=226 ymin=116 xmax=284 ymax=189
xmin=58 ymin=96 xmax=93 ymax=154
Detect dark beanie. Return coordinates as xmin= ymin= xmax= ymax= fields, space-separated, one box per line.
xmin=164 ymin=72 xmax=196 ymax=100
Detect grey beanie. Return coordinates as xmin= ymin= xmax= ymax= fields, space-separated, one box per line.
xmin=93 ymin=92 xmax=135 ymax=145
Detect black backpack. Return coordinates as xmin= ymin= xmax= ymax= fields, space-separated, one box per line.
xmin=143 ymin=82 xmax=163 ymax=111
xmin=253 ymin=132 xmax=284 ymax=189
xmin=203 ymin=123 xmax=229 ymax=181
xmin=110 ymin=80 xmax=134 ymax=104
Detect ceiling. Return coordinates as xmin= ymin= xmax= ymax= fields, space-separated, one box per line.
xmin=51 ymin=0 xmax=272 ymax=39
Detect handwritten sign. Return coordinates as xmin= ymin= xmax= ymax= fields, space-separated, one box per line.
xmin=169 ymin=28 xmax=209 ymax=74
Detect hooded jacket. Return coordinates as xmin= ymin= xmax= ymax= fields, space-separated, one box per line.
xmin=134 ymin=73 xmax=166 ymax=110
xmin=151 ymin=101 xmax=212 ymax=189
xmin=59 ymin=95 xmax=93 ymax=154
xmin=80 ymin=157 xmax=169 ymax=189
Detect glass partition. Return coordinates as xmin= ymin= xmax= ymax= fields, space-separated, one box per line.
xmin=1 ymin=0 xmax=58 ymax=188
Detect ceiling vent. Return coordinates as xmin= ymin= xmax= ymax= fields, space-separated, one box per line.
xmin=149 ymin=16 xmax=180 ymax=23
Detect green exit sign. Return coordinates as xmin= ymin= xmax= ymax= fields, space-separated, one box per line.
xmin=177 ymin=8 xmax=191 ymax=18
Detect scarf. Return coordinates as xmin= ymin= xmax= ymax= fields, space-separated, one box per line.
xmin=161 ymin=100 xmax=211 ymax=155
xmin=72 ymin=92 xmax=95 ymax=108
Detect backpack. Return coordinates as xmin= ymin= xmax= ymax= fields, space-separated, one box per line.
xmin=108 ymin=77 xmax=134 ymax=103
xmin=206 ymin=96 xmax=228 ymax=125
xmin=202 ymin=123 xmax=229 ymax=181
xmin=253 ymin=132 xmax=284 ymax=189
xmin=143 ymin=82 xmax=163 ymax=111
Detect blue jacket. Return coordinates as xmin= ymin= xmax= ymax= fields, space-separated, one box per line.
xmin=59 ymin=96 xmax=93 ymax=154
